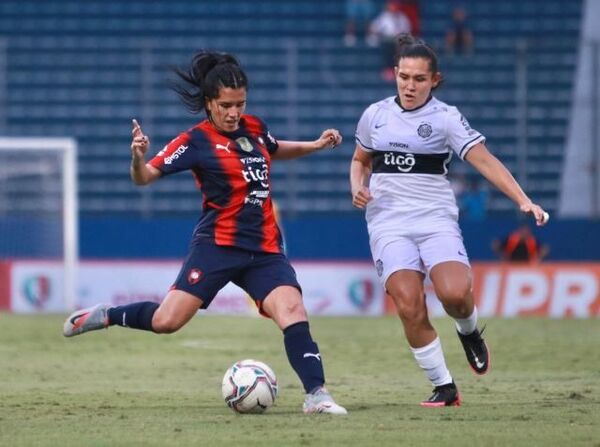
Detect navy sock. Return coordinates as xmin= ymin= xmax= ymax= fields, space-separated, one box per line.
xmin=283 ymin=321 xmax=325 ymax=393
xmin=107 ymin=302 xmax=159 ymax=332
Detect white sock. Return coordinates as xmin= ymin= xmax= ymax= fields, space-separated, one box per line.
xmin=455 ymin=306 xmax=478 ymax=335
xmin=410 ymin=337 xmax=453 ymax=387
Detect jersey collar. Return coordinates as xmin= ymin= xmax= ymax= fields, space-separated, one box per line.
xmin=395 ymin=95 xmax=433 ymax=113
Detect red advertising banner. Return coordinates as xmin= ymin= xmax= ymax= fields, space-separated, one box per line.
xmin=0 ymin=261 xmax=11 ymax=310
xmin=385 ymin=263 xmax=600 ymax=318
xmin=472 ymin=263 xmax=600 ymax=317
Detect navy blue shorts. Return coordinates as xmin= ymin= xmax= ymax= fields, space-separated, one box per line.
xmin=172 ymin=239 xmax=302 ymax=311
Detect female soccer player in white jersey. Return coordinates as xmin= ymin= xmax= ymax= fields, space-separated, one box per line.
xmin=350 ymin=34 xmax=549 ymax=407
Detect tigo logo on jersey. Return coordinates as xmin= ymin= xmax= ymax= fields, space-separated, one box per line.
xmin=242 ymin=164 xmax=269 ymax=188
xmin=348 ymin=279 xmax=375 ymax=310
xmin=187 ymin=269 xmax=203 ymax=285
xmin=383 ymin=152 xmax=415 ymax=172
xmin=23 ymin=275 xmax=51 ymax=309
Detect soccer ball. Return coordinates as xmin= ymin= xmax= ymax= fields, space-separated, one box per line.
xmin=221 ymin=359 xmax=278 ymax=414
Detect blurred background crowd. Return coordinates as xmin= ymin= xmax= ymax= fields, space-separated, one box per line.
xmin=0 ymin=0 xmax=597 ymax=262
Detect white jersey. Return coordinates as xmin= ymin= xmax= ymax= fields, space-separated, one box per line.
xmin=355 ymin=95 xmax=485 ymax=243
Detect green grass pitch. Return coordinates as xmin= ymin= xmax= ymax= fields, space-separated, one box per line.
xmin=0 ymin=314 xmax=598 ymax=446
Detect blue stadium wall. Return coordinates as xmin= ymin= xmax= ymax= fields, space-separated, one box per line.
xmin=1 ymin=216 xmax=598 ymax=260
xmin=1 ymin=0 xmax=595 ymax=262
xmin=77 ymin=217 xmax=600 ymax=261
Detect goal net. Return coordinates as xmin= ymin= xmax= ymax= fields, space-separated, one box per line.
xmin=0 ymin=138 xmax=78 ymax=312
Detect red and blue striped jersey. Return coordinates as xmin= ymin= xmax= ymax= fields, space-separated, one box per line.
xmin=149 ymin=115 xmax=284 ymax=254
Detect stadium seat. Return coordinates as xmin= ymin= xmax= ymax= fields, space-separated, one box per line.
xmin=0 ymin=0 xmax=582 ymax=216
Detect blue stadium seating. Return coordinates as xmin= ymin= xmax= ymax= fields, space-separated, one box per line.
xmin=0 ymin=0 xmax=582 ymax=216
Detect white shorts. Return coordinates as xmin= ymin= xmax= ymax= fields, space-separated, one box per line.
xmin=370 ymin=230 xmax=471 ymax=287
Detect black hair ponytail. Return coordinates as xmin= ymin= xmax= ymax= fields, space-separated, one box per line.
xmin=172 ymin=51 xmax=248 ymax=114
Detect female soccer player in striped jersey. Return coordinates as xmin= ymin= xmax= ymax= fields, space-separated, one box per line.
xmin=64 ymin=51 xmax=346 ymax=415
xmin=350 ymin=34 xmax=549 ymax=407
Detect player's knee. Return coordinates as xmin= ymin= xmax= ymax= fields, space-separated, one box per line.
xmin=281 ymin=299 xmax=307 ymax=320
xmin=152 ymin=314 xmax=184 ymax=334
xmin=397 ymin=304 xmax=428 ymax=325
xmin=262 ymin=287 xmax=308 ymax=329
xmin=389 ymin=290 xmax=425 ymax=322
xmin=438 ymin=285 xmax=471 ymax=315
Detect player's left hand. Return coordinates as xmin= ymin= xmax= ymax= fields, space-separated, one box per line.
xmin=520 ymin=202 xmax=550 ymax=226
xmin=315 ymin=129 xmax=342 ymax=150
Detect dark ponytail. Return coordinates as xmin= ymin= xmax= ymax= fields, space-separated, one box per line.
xmin=395 ymin=34 xmax=442 ymax=87
xmin=172 ymin=51 xmax=248 ymax=114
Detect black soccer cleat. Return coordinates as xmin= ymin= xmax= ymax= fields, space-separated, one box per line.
xmin=420 ymin=382 xmax=461 ymax=407
xmin=457 ymin=326 xmax=490 ymax=375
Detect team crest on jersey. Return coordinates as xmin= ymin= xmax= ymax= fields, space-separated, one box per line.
xmin=375 ymin=259 xmax=384 ymax=277
xmin=417 ymin=122 xmax=433 ymax=139
xmin=187 ymin=268 xmax=203 ymax=285
xmin=236 ymin=137 xmax=254 ymax=152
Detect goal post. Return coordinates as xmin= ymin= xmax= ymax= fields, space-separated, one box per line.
xmin=0 ymin=137 xmax=78 ymax=312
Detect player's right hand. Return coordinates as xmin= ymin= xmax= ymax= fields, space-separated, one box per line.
xmin=131 ymin=119 xmax=150 ymax=159
xmin=520 ymin=202 xmax=550 ymax=226
xmin=352 ymin=185 xmax=372 ymax=209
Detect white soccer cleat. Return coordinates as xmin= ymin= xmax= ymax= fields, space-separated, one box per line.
xmin=303 ymin=387 xmax=348 ymax=415
xmin=63 ymin=304 xmax=109 ymax=337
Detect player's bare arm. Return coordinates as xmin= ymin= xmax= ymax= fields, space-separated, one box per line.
xmin=273 ymin=129 xmax=342 ymax=160
xmin=465 ymin=143 xmax=549 ymax=226
xmin=350 ymin=144 xmax=373 ymax=209
xmin=130 ymin=118 xmax=161 ymax=186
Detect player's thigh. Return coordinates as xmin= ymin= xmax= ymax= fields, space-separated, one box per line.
xmin=419 ymin=230 xmax=472 ymax=302
xmin=172 ymin=240 xmax=247 ymax=309
xmin=152 ymin=289 xmax=203 ymax=333
xmin=385 ymin=269 xmax=427 ymax=321
xmin=370 ymin=235 xmax=424 ymax=288
xmin=234 ymin=253 xmax=304 ymax=328
xmin=418 ymin=229 xmax=470 ymax=274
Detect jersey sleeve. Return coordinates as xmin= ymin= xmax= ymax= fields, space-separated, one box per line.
xmin=262 ymin=127 xmax=279 ymax=155
xmin=148 ymin=133 xmax=199 ymax=176
xmin=250 ymin=116 xmax=279 ymax=155
xmin=355 ymin=105 xmax=375 ymax=152
xmin=445 ymin=106 xmax=486 ymax=160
